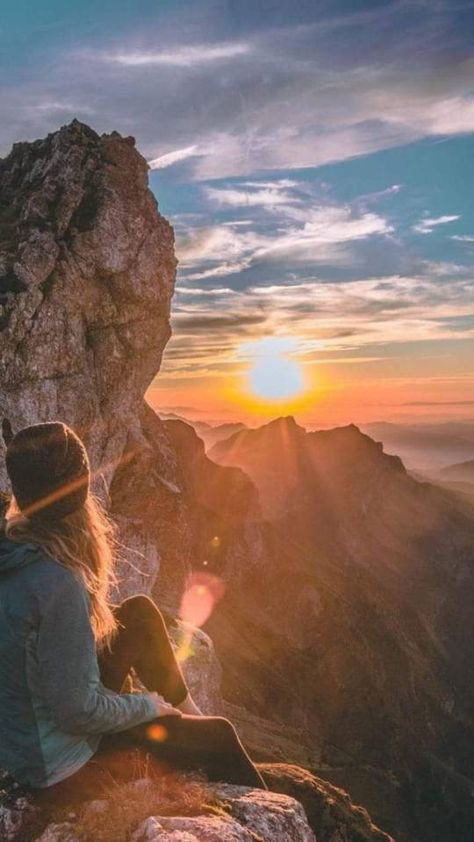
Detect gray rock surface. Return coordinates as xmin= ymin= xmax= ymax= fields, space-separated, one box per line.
xmin=169 ymin=622 xmax=223 ymax=715
xmin=0 ymin=119 xmax=176 ymax=489
xmin=27 ymin=782 xmax=317 ymax=841
xmin=131 ymin=814 xmax=256 ymax=841
xmin=0 ymin=795 xmax=40 ymax=842
xmin=131 ymin=786 xmax=316 ymax=842
xmin=34 ymin=823 xmax=80 ymax=842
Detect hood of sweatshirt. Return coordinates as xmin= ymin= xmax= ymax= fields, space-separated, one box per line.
xmin=0 ymin=534 xmax=39 ymax=573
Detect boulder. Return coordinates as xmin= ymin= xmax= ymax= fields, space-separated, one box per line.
xmin=260 ymin=764 xmax=393 ymax=842
xmin=131 ymin=786 xmax=316 ymax=842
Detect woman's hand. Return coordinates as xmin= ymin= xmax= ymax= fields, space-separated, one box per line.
xmin=151 ymin=693 xmax=183 ymax=718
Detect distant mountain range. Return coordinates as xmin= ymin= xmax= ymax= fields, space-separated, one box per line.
xmin=157 ymin=411 xmax=474 ymax=475
xmin=438 ymin=459 xmax=474 ymax=483
xmin=359 ymin=420 xmax=474 ymax=472
xmin=157 ymin=411 xmax=247 ymax=451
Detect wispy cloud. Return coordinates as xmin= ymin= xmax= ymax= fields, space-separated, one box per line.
xmin=160 ymin=271 xmax=474 ymax=380
xmin=451 ymin=234 xmax=474 ymax=243
xmin=2 ymin=0 xmax=473 ymax=177
xmin=401 ymin=400 xmax=474 ymax=407
xmin=413 ymin=214 xmax=460 ymax=234
xmin=97 ymin=42 xmax=251 ymax=67
xmin=205 ymin=184 xmax=298 ymax=209
xmin=30 ymin=100 xmax=94 ymax=115
xmin=178 ymin=183 xmax=392 ymax=279
xmin=148 ymin=144 xmax=201 ymax=170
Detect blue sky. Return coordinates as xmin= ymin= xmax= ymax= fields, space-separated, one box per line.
xmin=1 ymin=0 xmax=473 ymax=422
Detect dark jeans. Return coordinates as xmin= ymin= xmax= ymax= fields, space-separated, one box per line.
xmin=36 ymin=595 xmax=265 ymax=805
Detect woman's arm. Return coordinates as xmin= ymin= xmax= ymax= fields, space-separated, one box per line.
xmin=37 ymin=568 xmax=168 ymax=735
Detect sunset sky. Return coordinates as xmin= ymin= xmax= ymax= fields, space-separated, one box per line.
xmin=2 ymin=1 xmax=473 ymax=425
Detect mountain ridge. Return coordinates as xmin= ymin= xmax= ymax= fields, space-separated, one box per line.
xmin=206 ymin=413 xmax=474 ymax=841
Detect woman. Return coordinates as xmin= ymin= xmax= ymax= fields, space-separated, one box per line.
xmin=0 ymin=421 xmax=265 ymax=803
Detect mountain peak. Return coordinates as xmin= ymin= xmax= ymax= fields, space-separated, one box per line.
xmin=256 ymin=415 xmax=306 ymax=437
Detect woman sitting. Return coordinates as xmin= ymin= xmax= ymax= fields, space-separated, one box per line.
xmin=0 ymin=421 xmax=264 ymax=804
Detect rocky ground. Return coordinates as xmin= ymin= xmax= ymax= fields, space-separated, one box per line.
xmin=0 ymin=763 xmax=393 ymax=842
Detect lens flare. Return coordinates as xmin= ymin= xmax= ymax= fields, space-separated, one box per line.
xmin=147 ymin=723 xmax=168 ymax=742
xmin=179 ymin=572 xmax=225 ymax=628
xmin=175 ymin=573 xmax=225 ymax=664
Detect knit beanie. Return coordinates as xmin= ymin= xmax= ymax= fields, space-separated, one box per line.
xmin=5 ymin=422 xmax=90 ymax=521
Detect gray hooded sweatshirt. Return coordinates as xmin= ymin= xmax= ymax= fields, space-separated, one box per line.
xmin=0 ymin=536 xmax=159 ymax=788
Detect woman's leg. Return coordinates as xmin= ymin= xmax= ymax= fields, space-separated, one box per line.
xmin=34 ymin=715 xmax=266 ymax=809
xmin=104 ymin=714 xmax=266 ymax=790
xmin=96 ymin=597 xmax=265 ymax=787
xmin=98 ymin=595 xmax=193 ymax=708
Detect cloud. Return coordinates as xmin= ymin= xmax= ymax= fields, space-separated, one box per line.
xmin=421 ymin=260 xmax=471 ymax=277
xmin=93 ymin=42 xmax=251 ymax=67
xmin=451 ymin=234 xmax=474 ymax=243
xmin=160 ymin=272 xmax=474 ymax=380
xmin=413 ymin=215 xmax=460 ymax=234
xmin=205 ymin=184 xmax=298 ymax=208
xmin=353 ymin=184 xmax=402 ymax=209
xmin=30 ymin=100 xmax=94 ymax=115
xmin=148 ymin=144 xmax=201 ymax=170
xmin=177 ymin=198 xmax=392 ymax=279
xmin=173 ymin=312 xmax=267 ymax=331
xmin=177 ymin=286 xmax=235 ymax=296
xmin=402 ymin=400 xmax=474 ymax=407
xmin=1 ymin=2 xmax=473 ymax=176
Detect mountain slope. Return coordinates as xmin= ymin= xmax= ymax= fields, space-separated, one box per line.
xmin=439 ymin=459 xmax=474 ymax=483
xmin=207 ymin=417 xmax=474 ymax=841
xmin=360 ymin=420 xmax=474 ymax=471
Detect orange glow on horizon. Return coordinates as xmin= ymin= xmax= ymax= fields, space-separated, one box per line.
xmin=146 ymin=361 xmax=474 ymax=427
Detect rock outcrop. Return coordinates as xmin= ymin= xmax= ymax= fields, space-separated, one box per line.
xmin=261 ymin=764 xmax=393 ymax=842
xmin=32 ymin=787 xmax=317 ymax=842
xmin=130 ymin=786 xmax=316 ymax=842
xmin=1 ymin=765 xmax=394 ymax=842
xmin=0 ymin=120 xmax=175 ymax=485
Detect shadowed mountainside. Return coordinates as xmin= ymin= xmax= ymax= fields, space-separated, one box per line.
xmin=207 ymin=416 xmax=474 ymax=841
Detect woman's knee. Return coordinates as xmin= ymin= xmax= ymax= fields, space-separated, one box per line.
xmin=210 ymin=717 xmax=240 ymax=746
xmin=117 ymin=595 xmax=165 ymax=627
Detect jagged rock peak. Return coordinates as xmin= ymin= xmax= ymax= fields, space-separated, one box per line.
xmin=0 ymin=120 xmax=177 ymax=482
xmin=260 ymin=415 xmax=305 ymax=433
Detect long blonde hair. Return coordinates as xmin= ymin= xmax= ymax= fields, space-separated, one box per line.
xmin=6 ymin=493 xmax=118 ymax=649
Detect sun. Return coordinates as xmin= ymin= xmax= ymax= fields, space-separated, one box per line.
xmin=248 ymin=352 xmax=303 ymax=401
xmin=241 ymin=337 xmax=306 ymax=403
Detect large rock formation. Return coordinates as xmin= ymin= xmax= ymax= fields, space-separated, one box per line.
xmin=0 ymin=119 xmax=175 ymax=484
